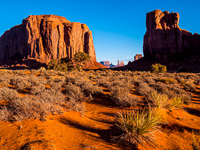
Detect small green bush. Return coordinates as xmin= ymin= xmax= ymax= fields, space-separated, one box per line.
xmin=47 ymin=59 xmax=68 ymax=72
xmin=74 ymin=52 xmax=90 ymax=70
xmin=151 ymin=63 xmax=167 ymax=73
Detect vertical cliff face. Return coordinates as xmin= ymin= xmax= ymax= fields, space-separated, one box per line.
xmin=143 ymin=10 xmax=200 ymax=60
xmin=0 ymin=15 xmax=96 ymax=63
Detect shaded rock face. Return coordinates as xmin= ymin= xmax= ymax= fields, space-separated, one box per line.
xmin=0 ymin=15 xmax=96 ymax=63
xmin=143 ymin=10 xmax=200 ymax=60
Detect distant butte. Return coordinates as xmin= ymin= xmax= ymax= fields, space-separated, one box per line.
xmin=0 ymin=15 xmax=103 ymax=69
xmin=124 ymin=10 xmax=200 ymax=72
xmin=143 ymin=9 xmax=200 ymax=60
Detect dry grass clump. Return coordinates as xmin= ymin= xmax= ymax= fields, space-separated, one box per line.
xmin=146 ymin=91 xmax=169 ymax=108
xmin=169 ymin=96 xmax=184 ymax=109
xmin=115 ymin=108 xmax=161 ymax=147
xmin=192 ymin=130 xmax=200 ymax=150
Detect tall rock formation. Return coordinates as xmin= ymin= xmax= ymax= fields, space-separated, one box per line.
xmin=0 ymin=15 xmax=96 ymax=64
xmin=143 ymin=10 xmax=200 ymax=60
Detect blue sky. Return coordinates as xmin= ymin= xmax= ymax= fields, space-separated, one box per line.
xmin=0 ymin=0 xmax=200 ymax=65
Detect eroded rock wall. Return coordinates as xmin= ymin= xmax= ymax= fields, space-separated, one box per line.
xmin=143 ymin=10 xmax=200 ymax=60
xmin=0 ymin=15 xmax=96 ymax=63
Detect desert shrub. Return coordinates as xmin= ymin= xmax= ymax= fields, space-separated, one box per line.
xmin=143 ymin=76 xmax=156 ymax=85
xmin=63 ymin=83 xmax=85 ymax=113
xmin=179 ymin=93 xmax=192 ymax=104
xmin=63 ymin=83 xmax=83 ymax=101
xmin=28 ymin=76 xmax=41 ymax=87
xmin=46 ymin=80 xmax=63 ymax=93
xmin=10 ymin=76 xmax=31 ymax=90
xmin=151 ymin=64 xmax=167 ymax=73
xmin=73 ymin=52 xmax=90 ymax=70
xmin=150 ymin=83 xmax=183 ymax=98
xmin=136 ymin=82 xmax=154 ymax=96
xmin=116 ymin=108 xmax=161 ymax=146
xmin=114 ymin=80 xmax=132 ymax=88
xmin=30 ymin=84 xmax=46 ymax=95
xmin=13 ymin=70 xmax=27 ymax=76
xmin=0 ymin=89 xmax=65 ymax=121
xmin=47 ymin=59 xmax=68 ymax=72
xmin=176 ymin=76 xmax=186 ymax=84
xmin=146 ymin=91 xmax=169 ymax=108
xmin=155 ymin=77 xmax=175 ymax=84
xmin=0 ymin=73 xmax=11 ymax=87
xmin=111 ymin=94 xmax=139 ymax=107
xmin=80 ymin=81 xmax=103 ymax=96
xmin=97 ymin=78 xmax=111 ymax=87
xmin=66 ymin=99 xmax=85 ymax=113
xmin=109 ymin=86 xmax=129 ymax=97
xmin=0 ymin=87 xmax=18 ymax=100
xmin=37 ymin=89 xmax=65 ymax=107
xmin=10 ymin=75 xmax=44 ymax=91
xmin=0 ymin=106 xmax=9 ymax=121
xmin=184 ymin=82 xmax=196 ymax=92
xmin=68 ymin=76 xmax=103 ymax=97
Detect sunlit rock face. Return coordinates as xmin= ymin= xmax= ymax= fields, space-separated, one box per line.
xmin=143 ymin=10 xmax=200 ymax=60
xmin=0 ymin=15 xmax=96 ymax=63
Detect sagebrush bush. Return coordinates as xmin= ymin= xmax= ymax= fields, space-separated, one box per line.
xmin=156 ymin=77 xmax=175 ymax=84
xmin=0 ymin=87 xmax=18 ymax=100
xmin=10 ymin=76 xmax=31 ymax=90
xmin=63 ymin=83 xmax=84 ymax=101
xmin=0 ymin=89 xmax=65 ymax=121
xmin=111 ymin=94 xmax=139 ymax=107
xmin=184 ymin=82 xmax=196 ymax=92
xmin=136 ymin=82 xmax=154 ymax=96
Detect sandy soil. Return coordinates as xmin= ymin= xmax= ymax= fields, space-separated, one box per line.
xmin=0 ymin=86 xmax=199 ymax=150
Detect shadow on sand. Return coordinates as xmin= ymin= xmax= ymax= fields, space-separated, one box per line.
xmin=57 ymin=116 xmax=136 ymax=149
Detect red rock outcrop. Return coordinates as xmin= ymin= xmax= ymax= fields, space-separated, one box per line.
xmin=143 ymin=10 xmax=200 ymax=60
xmin=0 ymin=15 xmax=96 ymax=64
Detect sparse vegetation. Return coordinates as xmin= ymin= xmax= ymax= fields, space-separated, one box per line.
xmin=151 ymin=63 xmax=167 ymax=73
xmin=47 ymin=52 xmax=90 ymax=71
xmin=0 ymin=68 xmax=199 ymax=149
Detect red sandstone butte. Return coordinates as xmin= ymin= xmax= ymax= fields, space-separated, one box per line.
xmin=143 ymin=10 xmax=200 ymax=60
xmin=0 ymin=15 xmax=97 ymax=64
